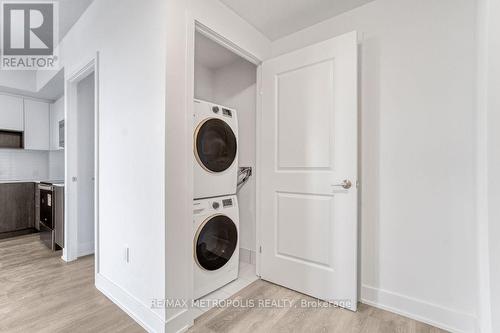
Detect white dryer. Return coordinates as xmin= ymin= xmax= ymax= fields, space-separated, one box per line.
xmin=194 ymin=99 xmax=238 ymax=199
xmin=193 ymin=195 xmax=239 ymax=299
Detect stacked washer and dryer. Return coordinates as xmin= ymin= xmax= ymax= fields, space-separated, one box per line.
xmin=192 ymin=99 xmax=240 ymax=299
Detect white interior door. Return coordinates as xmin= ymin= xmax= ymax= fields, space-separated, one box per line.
xmin=259 ymin=31 xmax=358 ymax=310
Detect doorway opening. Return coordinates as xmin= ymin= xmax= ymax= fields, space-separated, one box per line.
xmin=188 ymin=23 xmax=358 ymax=320
xmin=64 ymin=57 xmax=99 ymax=268
xmin=190 ymin=25 xmax=260 ymax=316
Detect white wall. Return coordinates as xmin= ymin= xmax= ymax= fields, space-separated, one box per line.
xmin=476 ymin=0 xmax=492 ymax=331
xmin=76 ymin=73 xmax=95 ymax=257
xmin=212 ymin=60 xmax=257 ymax=253
xmin=272 ymin=0 xmax=478 ymax=332
xmin=483 ymin=0 xmax=500 ymax=331
xmin=487 ymin=71 xmax=500 ymax=333
xmin=165 ymin=0 xmax=190 ymax=330
xmin=53 ymin=0 xmax=168 ymax=331
xmin=0 ymin=150 xmax=48 ymax=181
xmin=194 ymin=62 xmax=215 ymax=101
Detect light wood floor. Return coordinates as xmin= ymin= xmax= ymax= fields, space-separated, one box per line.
xmin=0 ymin=234 xmax=143 ymax=333
xmin=189 ymin=280 xmax=448 ymax=333
xmin=1 ymin=234 xmax=447 ymax=333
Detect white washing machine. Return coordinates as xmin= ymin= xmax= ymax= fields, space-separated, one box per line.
xmin=194 ymin=99 xmax=238 ymax=199
xmin=193 ymin=195 xmax=239 ymax=299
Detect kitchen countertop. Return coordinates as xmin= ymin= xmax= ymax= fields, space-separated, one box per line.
xmin=0 ymin=180 xmax=64 ymax=184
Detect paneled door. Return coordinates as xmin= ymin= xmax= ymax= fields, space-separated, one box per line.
xmin=259 ymin=31 xmax=358 ymax=310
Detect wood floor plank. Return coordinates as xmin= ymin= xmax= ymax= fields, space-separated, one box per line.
xmin=0 ymin=234 xmax=144 ymax=333
xmin=189 ymin=280 xmax=449 ymax=333
xmin=1 ymin=234 xmax=449 ymax=333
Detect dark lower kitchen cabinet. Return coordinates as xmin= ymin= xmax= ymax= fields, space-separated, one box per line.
xmin=0 ymin=183 xmax=35 ymax=235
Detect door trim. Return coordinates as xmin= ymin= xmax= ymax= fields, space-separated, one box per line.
xmin=195 ymin=22 xmax=261 ymax=66
xmin=186 ymin=16 xmax=264 ymax=322
xmin=63 ymin=53 xmax=100 ymax=275
xmin=255 ymin=65 xmax=263 ymax=277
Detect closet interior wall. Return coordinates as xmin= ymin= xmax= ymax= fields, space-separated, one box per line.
xmin=194 ymin=32 xmax=258 ymax=261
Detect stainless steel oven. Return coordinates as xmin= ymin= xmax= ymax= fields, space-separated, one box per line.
xmin=39 ymin=183 xmax=64 ymax=250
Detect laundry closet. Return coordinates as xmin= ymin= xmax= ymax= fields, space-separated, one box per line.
xmin=191 ymin=30 xmax=258 ymax=307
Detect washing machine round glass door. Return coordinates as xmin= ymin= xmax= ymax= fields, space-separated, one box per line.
xmin=195 ymin=118 xmax=237 ymax=173
xmin=195 ymin=215 xmax=238 ymax=271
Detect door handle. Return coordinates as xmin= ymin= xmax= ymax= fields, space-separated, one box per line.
xmin=331 ymin=180 xmax=352 ymax=190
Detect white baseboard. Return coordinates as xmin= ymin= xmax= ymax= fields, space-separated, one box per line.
xmin=239 ymin=248 xmax=256 ymax=265
xmin=95 ymin=273 xmax=166 ymax=333
xmin=165 ymin=309 xmax=193 ymax=333
xmin=361 ymin=285 xmax=477 ymax=333
xmin=78 ymin=241 xmax=95 ymax=257
xmin=97 ymin=272 xmax=475 ymax=333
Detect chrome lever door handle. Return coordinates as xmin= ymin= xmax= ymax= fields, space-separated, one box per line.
xmin=331 ymin=180 xmax=352 ymax=190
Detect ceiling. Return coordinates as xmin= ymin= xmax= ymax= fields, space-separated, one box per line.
xmin=58 ymin=0 xmax=94 ymax=41
xmin=3 ymin=0 xmax=94 ymax=42
xmin=36 ymin=69 xmax=64 ymax=100
xmin=195 ymin=32 xmax=250 ymax=70
xmin=219 ymin=0 xmax=375 ymax=40
xmin=0 ymin=0 xmax=91 ymax=99
xmin=0 ymin=69 xmax=64 ymax=101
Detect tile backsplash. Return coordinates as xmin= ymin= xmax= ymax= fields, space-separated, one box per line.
xmin=0 ymin=149 xmax=49 ymax=181
xmin=49 ymin=150 xmax=64 ymax=181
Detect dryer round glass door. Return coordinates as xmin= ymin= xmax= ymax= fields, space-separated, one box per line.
xmin=195 ymin=118 xmax=237 ymax=173
xmin=195 ymin=215 xmax=238 ymax=271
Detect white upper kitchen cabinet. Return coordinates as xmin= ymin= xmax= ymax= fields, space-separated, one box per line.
xmin=49 ymin=96 xmax=64 ymax=150
xmin=24 ymin=99 xmax=50 ymax=150
xmin=0 ymin=94 xmax=24 ymax=131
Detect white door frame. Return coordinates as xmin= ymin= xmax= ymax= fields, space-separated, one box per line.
xmin=63 ymin=53 xmax=100 ymax=275
xmin=186 ymin=18 xmax=263 ymax=294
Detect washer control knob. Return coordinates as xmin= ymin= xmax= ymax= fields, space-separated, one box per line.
xmin=212 ymin=106 xmax=220 ymax=113
xmin=212 ymin=202 xmax=220 ymax=210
